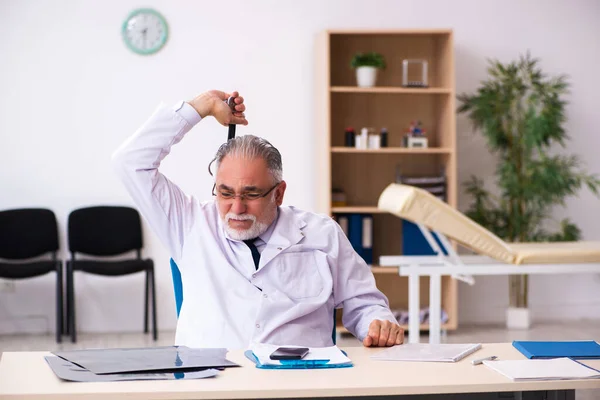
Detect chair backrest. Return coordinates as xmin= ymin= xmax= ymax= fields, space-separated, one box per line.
xmin=68 ymin=206 xmax=142 ymax=256
xmin=168 ymin=258 xmax=337 ymax=344
xmin=0 ymin=208 xmax=59 ymax=259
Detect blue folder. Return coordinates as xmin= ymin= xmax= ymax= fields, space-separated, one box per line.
xmin=513 ymin=340 xmax=600 ymax=359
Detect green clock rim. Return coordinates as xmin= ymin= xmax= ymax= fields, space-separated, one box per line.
xmin=122 ymin=8 xmax=169 ymax=55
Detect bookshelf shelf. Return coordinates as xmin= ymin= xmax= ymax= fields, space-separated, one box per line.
xmin=370 ymin=266 xmax=399 ymax=274
xmin=331 ymin=206 xmax=385 ymax=214
xmin=330 ymin=86 xmax=452 ymax=94
xmin=316 ymin=29 xmax=458 ymax=334
xmin=331 ymin=147 xmax=452 ymax=154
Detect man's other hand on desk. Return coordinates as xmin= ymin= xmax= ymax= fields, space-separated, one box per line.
xmin=363 ymin=320 xmax=404 ymax=347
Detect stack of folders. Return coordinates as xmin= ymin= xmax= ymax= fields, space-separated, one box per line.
xmin=246 ymin=344 xmax=353 ymax=369
xmin=371 ymin=343 xmax=482 ymax=362
xmin=482 ymin=340 xmax=600 ymax=381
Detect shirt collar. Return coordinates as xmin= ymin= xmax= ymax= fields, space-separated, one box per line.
xmin=254 ymin=208 xmax=279 ymax=246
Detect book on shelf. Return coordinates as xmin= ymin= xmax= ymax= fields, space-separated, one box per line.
xmin=333 ymin=213 xmax=373 ymax=265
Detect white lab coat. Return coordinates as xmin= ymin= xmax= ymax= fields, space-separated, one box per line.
xmin=112 ymin=101 xmax=398 ymax=349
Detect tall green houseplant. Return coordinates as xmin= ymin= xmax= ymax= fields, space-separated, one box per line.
xmin=457 ymin=53 xmax=599 ymax=310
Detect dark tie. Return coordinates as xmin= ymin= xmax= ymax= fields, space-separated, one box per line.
xmin=244 ymin=239 xmax=261 ymax=270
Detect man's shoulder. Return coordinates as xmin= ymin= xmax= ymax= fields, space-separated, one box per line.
xmin=189 ymin=199 xmax=220 ymax=222
xmin=281 ymin=205 xmax=338 ymax=231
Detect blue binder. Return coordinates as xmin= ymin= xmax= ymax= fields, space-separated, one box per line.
xmin=513 ymin=340 xmax=600 ymax=359
xmin=348 ymin=214 xmax=364 ymax=260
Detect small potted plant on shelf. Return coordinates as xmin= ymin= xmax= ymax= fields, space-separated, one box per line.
xmin=350 ymin=52 xmax=386 ymax=87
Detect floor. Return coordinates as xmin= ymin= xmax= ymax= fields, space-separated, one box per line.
xmin=1 ymin=321 xmax=599 ymax=398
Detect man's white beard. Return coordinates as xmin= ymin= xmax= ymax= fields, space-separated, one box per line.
xmin=224 ymin=212 xmax=270 ymax=241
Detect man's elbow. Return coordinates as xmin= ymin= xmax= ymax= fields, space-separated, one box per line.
xmin=110 ymin=145 xmax=132 ymax=178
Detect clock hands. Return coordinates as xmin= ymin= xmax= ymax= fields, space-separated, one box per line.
xmin=141 ymin=27 xmax=147 ymax=49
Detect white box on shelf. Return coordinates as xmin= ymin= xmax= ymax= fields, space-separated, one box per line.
xmin=407 ymin=137 xmax=428 ymax=148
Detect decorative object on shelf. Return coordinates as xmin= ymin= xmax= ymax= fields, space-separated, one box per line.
xmin=355 ymin=127 xmax=367 ymax=149
xmin=458 ymin=52 xmax=600 ymax=330
xmin=350 ymin=52 xmax=386 ymax=88
xmin=402 ymin=59 xmax=428 ymax=88
xmin=122 ymin=8 xmax=169 ymax=55
xmin=396 ymin=168 xmax=447 ymax=202
xmin=344 ymin=127 xmax=356 ymax=147
xmin=402 ymin=120 xmax=428 ymax=148
xmin=355 ymin=127 xmax=380 ymax=149
xmin=380 ymin=128 xmax=388 ymax=147
xmin=368 ymin=129 xmax=381 ymax=149
xmin=331 ymin=188 xmax=347 ymax=207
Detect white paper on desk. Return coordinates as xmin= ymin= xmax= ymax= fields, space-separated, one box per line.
xmin=483 ymin=358 xmax=600 ymax=381
xmin=371 ymin=343 xmax=482 ymax=362
xmin=250 ymin=343 xmax=351 ymax=366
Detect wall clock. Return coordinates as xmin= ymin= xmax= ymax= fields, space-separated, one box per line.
xmin=122 ymin=8 xmax=168 ymax=55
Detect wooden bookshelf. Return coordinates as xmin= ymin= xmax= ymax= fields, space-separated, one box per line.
xmin=316 ymin=29 xmax=458 ymax=334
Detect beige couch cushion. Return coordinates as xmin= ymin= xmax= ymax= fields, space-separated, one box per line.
xmin=378 ymin=183 xmax=515 ymax=264
xmin=508 ymin=241 xmax=600 ymax=265
xmin=378 ymin=183 xmax=600 ymax=265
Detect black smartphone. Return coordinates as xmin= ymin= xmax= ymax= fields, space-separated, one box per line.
xmin=269 ymin=347 xmax=309 ymax=360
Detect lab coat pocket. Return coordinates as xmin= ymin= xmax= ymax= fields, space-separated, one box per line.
xmin=273 ymin=252 xmax=324 ymax=300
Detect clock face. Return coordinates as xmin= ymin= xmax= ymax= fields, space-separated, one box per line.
xmin=122 ymin=8 xmax=168 ymax=55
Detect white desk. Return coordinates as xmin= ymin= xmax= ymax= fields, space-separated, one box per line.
xmin=1 ymin=343 xmax=599 ymax=399
xmin=379 ymin=254 xmax=600 ymax=344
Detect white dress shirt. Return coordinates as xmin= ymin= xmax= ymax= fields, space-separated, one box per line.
xmin=112 ymin=101 xmax=398 ymax=349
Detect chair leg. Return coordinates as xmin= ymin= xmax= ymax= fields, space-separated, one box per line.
xmin=67 ymin=262 xmax=76 ymax=343
xmin=150 ymin=266 xmax=158 ymax=341
xmin=65 ymin=263 xmax=71 ymax=336
xmin=55 ymin=262 xmax=63 ymax=343
xmin=144 ymin=269 xmax=149 ymax=334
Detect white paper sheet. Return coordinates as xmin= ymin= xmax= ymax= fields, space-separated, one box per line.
xmin=483 ymin=358 xmax=600 ymax=381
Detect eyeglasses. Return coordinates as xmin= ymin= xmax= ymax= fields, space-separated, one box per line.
xmin=212 ymin=182 xmax=280 ymax=202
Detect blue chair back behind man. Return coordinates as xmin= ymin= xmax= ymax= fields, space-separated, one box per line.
xmin=169 ymin=258 xmax=337 ymax=344
xmin=170 ymin=258 xmax=183 ymax=317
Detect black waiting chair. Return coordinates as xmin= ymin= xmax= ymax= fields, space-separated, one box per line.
xmin=65 ymin=206 xmax=157 ymax=343
xmin=0 ymin=208 xmax=63 ymax=342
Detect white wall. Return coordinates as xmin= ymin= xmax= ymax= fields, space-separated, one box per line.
xmin=1 ymin=0 xmax=599 ymax=335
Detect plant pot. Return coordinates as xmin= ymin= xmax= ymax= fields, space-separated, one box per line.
xmin=506 ymin=307 xmax=531 ymax=330
xmin=356 ymin=66 xmax=378 ymax=87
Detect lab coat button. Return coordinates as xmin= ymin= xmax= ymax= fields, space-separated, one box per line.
xmin=256 ymin=324 xmax=260 ymax=329
xmin=252 ymin=273 xmax=256 ymax=278
xmin=263 ymin=293 xmax=268 ymax=298
xmin=277 ymin=247 xmax=282 ymax=250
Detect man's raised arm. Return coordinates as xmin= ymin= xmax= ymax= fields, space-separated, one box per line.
xmin=111 ymin=90 xmax=247 ymax=260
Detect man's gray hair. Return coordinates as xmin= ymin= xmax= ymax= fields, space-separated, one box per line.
xmin=210 ymin=135 xmax=283 ymax=182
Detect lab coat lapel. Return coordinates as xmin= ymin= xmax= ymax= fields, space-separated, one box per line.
xmin=259 ymin=208 xmax=306 ymax=269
